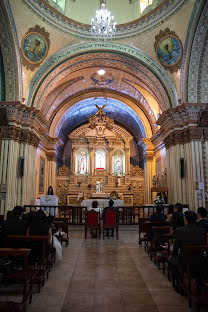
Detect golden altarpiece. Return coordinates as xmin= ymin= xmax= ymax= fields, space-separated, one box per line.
xmin=56 ymin=107 xmax=144 ymax=206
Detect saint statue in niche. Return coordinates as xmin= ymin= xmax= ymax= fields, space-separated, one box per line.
xmin=115 ymin=158 xmax=122 ymax=176
xmin=78 ymin=155 xmax=86 ymax=174
xmin=96 ymin=149 xmax=105 ymax=169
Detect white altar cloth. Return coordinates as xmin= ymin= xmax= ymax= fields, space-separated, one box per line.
xmin=40 ymin=195 xmax=58 ymax=215
xmin=91 ymin=193 xmax=110 ymax=199
xmin=81 ymin=199 xmax=124 ymax=211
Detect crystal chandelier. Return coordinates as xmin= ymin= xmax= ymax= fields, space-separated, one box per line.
xmin=91 ymin=2 xmax=117 ymax=40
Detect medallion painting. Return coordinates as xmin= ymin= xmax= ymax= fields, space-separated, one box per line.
xmin=21 ymin=25 xmax=50 ymax=71
xmin=154 ymin=28 xmax=183 ymax=73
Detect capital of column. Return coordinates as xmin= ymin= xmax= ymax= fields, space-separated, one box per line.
xmin=0 ymin=126 xmax=40 ymax=148
xmin=46 ymin=151 xmax=55 ymax=161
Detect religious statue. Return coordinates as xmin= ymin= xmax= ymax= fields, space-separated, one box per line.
xmin=115 ymin=159 xmax=122 ymax=176
xmin=78 ymin=156 xmax=86 ymax=174
xmin=161 ymin=168 xmax=167 ymax=187
xmin=152 ymin=175 xmax=156 ymax=187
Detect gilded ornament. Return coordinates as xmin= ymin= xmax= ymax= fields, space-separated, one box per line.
xmin=57 ymin=165 xmax=71 ymax=176
xmin=130 ymin=164 xmax=144 ymax=177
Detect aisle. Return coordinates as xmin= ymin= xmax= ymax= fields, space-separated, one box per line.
xmin=28 ymin=227 xmax=189 ymax=312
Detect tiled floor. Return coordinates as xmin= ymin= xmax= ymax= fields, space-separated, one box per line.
xmin=1 ymin=227 xmax=192 ymax=312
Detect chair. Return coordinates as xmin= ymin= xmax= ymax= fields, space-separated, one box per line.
xmin=103 ymin=211 xmax=118 ymax=240
xmin=85 ymin=211 xmax=101 ymax=239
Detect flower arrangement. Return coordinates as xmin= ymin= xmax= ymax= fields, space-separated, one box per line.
xmin=77 ymin=181 xmax=82 ymax=187
xmin=153 ymin=194 xmax=165 ymax=204
xmin=128 ymin=184 xmax=131 ymax=190
xmin=115 ymin=181 xmax=119 ymax=187
xmin=88 ymin=184 xmax=92 ymax=189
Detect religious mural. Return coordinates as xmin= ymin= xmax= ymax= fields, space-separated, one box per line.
xmin=21 ymin=25 xmax=50 ymax=71
xmin=154 ymin=28 xmax=183 ymax=73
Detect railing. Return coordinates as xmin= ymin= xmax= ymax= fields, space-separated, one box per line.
xmin=23 ymin=204 xmax=189 ymax=226
xmin=23 ymin=205 xmax=87 ymax=225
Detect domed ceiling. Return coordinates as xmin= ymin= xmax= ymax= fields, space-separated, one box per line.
xmin=22 ymin=0 xmax=187 ymax=38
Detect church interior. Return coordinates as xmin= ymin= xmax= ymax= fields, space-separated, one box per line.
xmin=0 ymin=0 xmax=208 ymax=311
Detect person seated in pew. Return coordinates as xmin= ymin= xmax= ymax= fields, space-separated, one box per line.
xmin=2 ymin=206 xmax=28 ymax=236
xmin=103 ymin=200 xmax=118 ymax=237
xmin=2 ymin=206 xmax=28 ymax=248
xmin=148 ymin=205 xmax=167 ymax=244
xmin=150 ymin=205 xmax=167 ymax=222
xmin=169 ymin=211 xmax=207 ymax=292
xmin=166 ymin=205 xmax=174 ymax=223
xmin=28 ymin=211 xmax=52 ymax=259
xmin=170 ymin=202 xmax=184 ymax=235
xmin=197 ymin=207 xmax=208 ymax=232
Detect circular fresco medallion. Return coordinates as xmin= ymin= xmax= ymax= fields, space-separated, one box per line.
xmin=21 ymin=26 xmax=50 ymax=71
xmin=157 ymin=37 xmax=182 ymax=66
xmin=154 ymin=29 xmax=183 ymax=73
xmin=22 ymin=32 xmax=48 ymax=64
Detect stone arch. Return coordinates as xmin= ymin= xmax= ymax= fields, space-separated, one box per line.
xmin=181 ymin=0 xmax=208 ymax=102
xmin=27 ymin=42 xmax=178 ymax=110
xmin=0 ymin=0 xmax=22 ymax=101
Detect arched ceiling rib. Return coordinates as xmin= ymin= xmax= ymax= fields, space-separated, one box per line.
xmin=27 ymin=42 xmax=177 ymax=144
xmin=27 ymin=43 xmax=178 ymax=111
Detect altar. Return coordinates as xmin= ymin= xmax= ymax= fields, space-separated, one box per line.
xmin=56 ymin=106 xmax=145 ymax=207
xmin=81 ymin=199 xmax=124 ymax=211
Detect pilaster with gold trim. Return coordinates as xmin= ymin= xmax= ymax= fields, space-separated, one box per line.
xmin=140 ymin=138 xmax=156 ymax=204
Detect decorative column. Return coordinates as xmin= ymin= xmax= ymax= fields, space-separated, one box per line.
xmin=46 ymin=151 xmax=56 ymax=194
xmin=140 ymin=138 xmax=156 ymax=204
xmin=109 ymin=147 xmax=113 ymax=175
xmin=151 ymin=103 xmax=208 ymax=210
xmin=89 ymin=147 xmax=93 ymax=175
xmin=125 ymin=141 xmax=131 ymax=175
xmin=0 ymin=126 xmax=39 ymax=214
xmin=72 ymin=147 xmax=76 ymax=174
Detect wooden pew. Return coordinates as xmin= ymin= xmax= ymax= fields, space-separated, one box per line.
xmin=0 ymin=248 xmax=36 ymax=304
xmin=183 ymin=245 xmax=208 ymax=308
xmin=5 ymin=235 xmax=51 ymax=292
xmin=138 ymin=217 xmax=149 ymax=246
